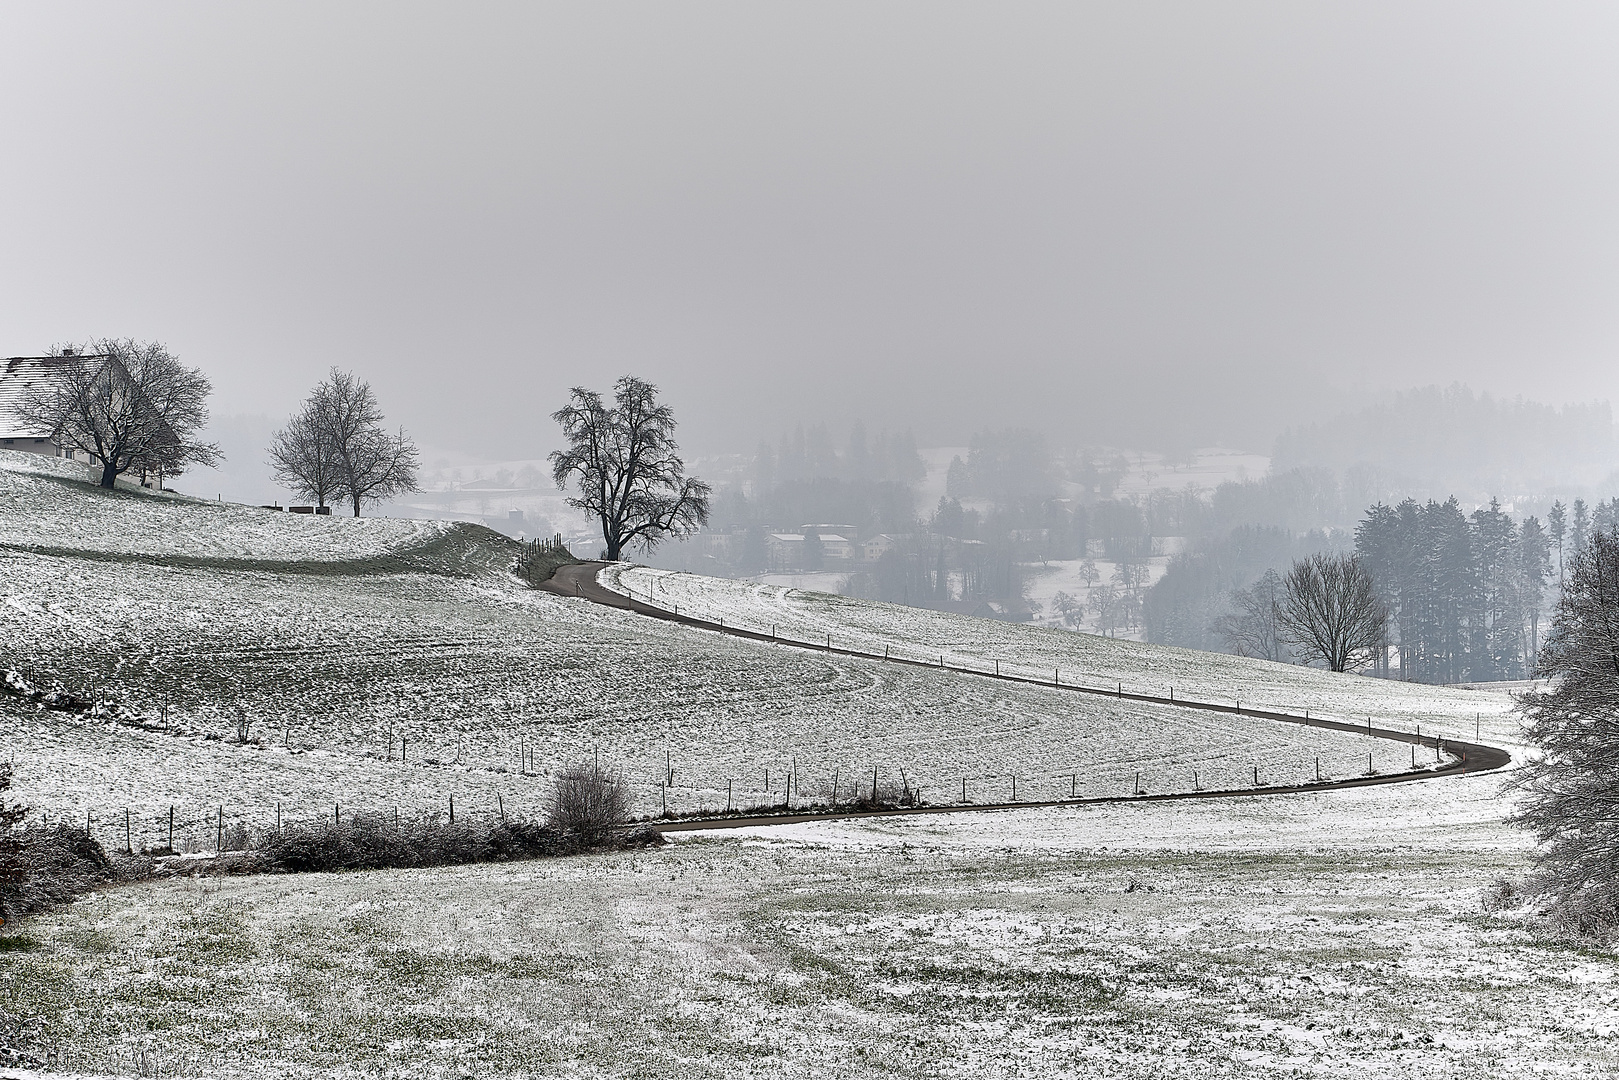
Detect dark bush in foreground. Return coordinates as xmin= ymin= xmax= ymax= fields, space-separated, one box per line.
xmin=0 ymin=826 xmax=118 ymax=925
xmin=260 ymin=816 xmax=564 ymax=873
xmin=549 ymin=765 xmax=632 ymax=847
xmin=258 ymin=813 xmax=661 ymax=874
xmin=1 ymin=764 xmax=143 ymax=924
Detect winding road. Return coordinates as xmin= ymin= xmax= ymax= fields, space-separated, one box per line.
xmin=541 ymin=562 xmax=1512 ymax=833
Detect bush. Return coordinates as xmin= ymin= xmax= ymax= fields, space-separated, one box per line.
xmin=548 ymin=765 xmax=631 ymax=847
xmin=259 ymin=814 xmax=564 ymax=873
xmin=0 ymin=825 xmax=116 ymax=925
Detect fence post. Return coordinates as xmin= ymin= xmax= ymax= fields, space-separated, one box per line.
xmin=1133 ymin=772 xmax=1140 ymax=795
xmin=216 ymin=806 xmax=223 ymax=853
xmin=1193 ymin=770 xmax=1199 ymax=791
xmin=1315 ymin=757 xmax=1321 ymax=781
xmin=727 ymin=779 xmax=733 ymax=812
xmin=872 ymin=765 xmax=878 ymax=803
xmin=961 ymin=777 xmax=967 ymax=803
xmin=497 ymin=793 xmax=506 ymax=823
xmin=449 ymin=795 xmax=455 ymax=824
xmin=1252 ymin=766 xmax=1258 ymax=787
xmin=169 ymin=806 xmax=175 ymax=852
xmin=125 ymin=808 xmax=131 ymax=854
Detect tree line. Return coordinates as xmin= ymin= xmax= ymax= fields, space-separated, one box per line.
xmin=1354 ymin=498 xmax=1552 ymax=683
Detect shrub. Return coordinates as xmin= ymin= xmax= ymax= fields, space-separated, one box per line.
xmin=259 ymin=814 xmax=564 ymax=873
xmin=0 ymin=825 xmax=115 ymax=925
xmin=548 ymin=765 xmax=631 ymax=848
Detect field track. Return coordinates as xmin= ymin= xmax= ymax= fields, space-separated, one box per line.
xmin=542 ymin=561 xmax=1513 ymax=832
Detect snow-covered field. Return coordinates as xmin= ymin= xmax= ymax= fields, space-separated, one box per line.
xmin=0 ymin=454 xmax=1446 ymax=853
xmin=10 ymin=784 xmax=1606 ymax=1079
xmin=0 ymin=449 xmax=451 ymax=563
xmin=609 ymin=566 xmax=1519 ymax=744
xmin=3 ymin=452 xmax=1600 ymax=1079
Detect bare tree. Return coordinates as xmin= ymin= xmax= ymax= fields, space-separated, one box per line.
xmin=267 ymin=408 xmax=344 ymax=511
xmin=1051 ymin=590 xmax=1084 ymax=630
xmin=1512 ymin=529 xmax=1619 ymax=934
xmin=15 ymin=340 xmax=221 ymax=489
xmin=1213 ymin=569 xmax=1292 ymax=662
xmin=1088 ymin=583 xmax=1121 ymax=637
xmin=271 ymin=369 xmax=419 ymax=516
xmin=550 ymin=376 xmax=711 ymax=560
xmin=1276 ymin=553 xmax=1386 ymax=672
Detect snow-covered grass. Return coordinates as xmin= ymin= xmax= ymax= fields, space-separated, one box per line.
xmin=1 ymin=450 xmax=1453 ymax=852
xmin=610 ymin=566 xmax=1520 ymax=746
xmin=8 ymin=790 xmax=1609 ymax=1079
xmin=0 ymin=448 xmax=452 ymax=564
xmin=1 ymin=451 xmax=1582 ymax=1078
xmin=2 ymin=544 xmax=1420 ymax=851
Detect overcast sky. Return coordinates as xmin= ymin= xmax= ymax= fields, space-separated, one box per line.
xmin=3 ymin=3 xmax=1617 ymax=471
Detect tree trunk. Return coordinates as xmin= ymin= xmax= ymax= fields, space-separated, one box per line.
xmin=99 ymin=460 xmax=119 ymax=488
xmin=351 ymin=494 xmax=362 ymax=517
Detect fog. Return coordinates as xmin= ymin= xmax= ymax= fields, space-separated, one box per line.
xmin=4 ymin=3 xmax=1619 ymax=488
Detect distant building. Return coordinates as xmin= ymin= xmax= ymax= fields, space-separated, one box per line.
xmin=767 ymin=533 xmax=805 ymax=570
xmin=0 ymin=354 xmax=105 ymax=461
xmin=797 ymin=524 xmax=858 ymax=563
xmin=861 ymin=534 xmax=898 ymax=561
xmin=817 ymin=534 xmax=853 ymax=561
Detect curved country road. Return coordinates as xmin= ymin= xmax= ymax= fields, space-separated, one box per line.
xmin=541 ymin=562 xmax=1512 ymax=833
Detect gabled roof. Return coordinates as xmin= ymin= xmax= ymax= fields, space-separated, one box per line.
xmin=0 ymin=355 xmax=104 ymax=440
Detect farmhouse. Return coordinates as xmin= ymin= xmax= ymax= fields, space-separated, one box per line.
xmin=0 ymin=353 xmax=103 ymax=462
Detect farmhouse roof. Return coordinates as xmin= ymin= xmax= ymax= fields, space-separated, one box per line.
xmin=0 ymin=354 xmax=105 ymax=439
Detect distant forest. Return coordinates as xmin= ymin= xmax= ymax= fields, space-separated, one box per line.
xmin=1272 ymin=384 xmax=1616 ymax=501
xmin=646 ymin=386 xmax=1619 ymax=679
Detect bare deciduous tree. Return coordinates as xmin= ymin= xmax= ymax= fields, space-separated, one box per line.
xmin=550 ymin=376 xmax=711 ymax=560
xmin=1213 ymin=569 xmax=1292 ymax=662
xmin=15 ymin=339 xmax=221 ymax=489
xmin=1512 ymin=529 xmax=1619 ymax=935
xmin=268 ymin=369 xmax=419 ymax=516
xmin=267 ymin=408 xmax=344 ymax=511
xmin=1276 ymin=553 xmax=1386 ymax=672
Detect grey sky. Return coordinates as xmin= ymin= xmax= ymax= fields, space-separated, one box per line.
xmin=3 ymin=3 xmax=1617 ymax=467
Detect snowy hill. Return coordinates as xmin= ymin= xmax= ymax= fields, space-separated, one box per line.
xmin=0 ymin=449 xmax=1513 ymax=854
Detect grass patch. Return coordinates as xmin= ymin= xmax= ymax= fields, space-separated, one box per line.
xmin=515 ymin=537 xmax=581 ymax=586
